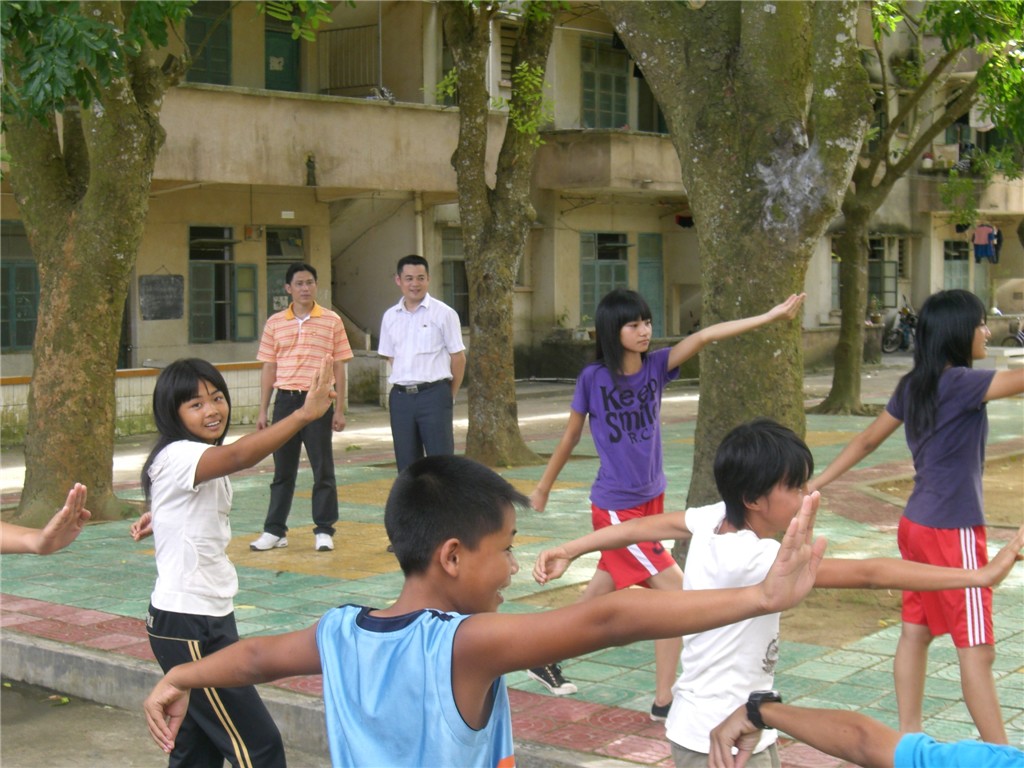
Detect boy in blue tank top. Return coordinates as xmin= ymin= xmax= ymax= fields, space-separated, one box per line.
xmin=144 ymin=455 xmax=829 ymax=768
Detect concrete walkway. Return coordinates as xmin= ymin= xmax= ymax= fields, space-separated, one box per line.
xmin=2 ymin=356 xmax=1022 ymax=767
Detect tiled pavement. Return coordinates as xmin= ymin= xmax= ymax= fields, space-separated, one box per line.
xmin=2 ymin=360 xmax=1022 ymax=767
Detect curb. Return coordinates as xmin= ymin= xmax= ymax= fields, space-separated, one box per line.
xmin=1 ymin=630 xmax=635 ymax=768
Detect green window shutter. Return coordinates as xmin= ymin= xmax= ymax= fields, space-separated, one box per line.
xmin=190 ymin=261 xmax=215 ymax=343
xmin=2 ymin=262 xmax=39 ymax=351
xmin=233 ymin=264 xmax=258 ymax=341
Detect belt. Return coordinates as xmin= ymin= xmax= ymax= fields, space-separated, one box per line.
xmin=392 ymin=380 xmax=447 ymax=394
xmin=277 ymin=389 xmax=308 ymax=396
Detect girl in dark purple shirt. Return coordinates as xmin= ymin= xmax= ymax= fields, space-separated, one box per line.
xmin=810 ymin=289 xmax=1024 ymax=743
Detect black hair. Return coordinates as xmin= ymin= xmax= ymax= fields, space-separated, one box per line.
xmin=714 ymin=418 xmax=813 ymax=529
xmin=900 ymin=289 xmax=986 ymax=440
xmin=285 ymin=262 xmax=317 ymax=283
xmin=141 ymin=359 xmax=232 ymax=500
xmin=396 ymin=254 xmax=429 ymax=275
xmin=385 ymin=455 xmax=529 ymax=576
xmin=592 ymin=288 xmax=653 ymax=376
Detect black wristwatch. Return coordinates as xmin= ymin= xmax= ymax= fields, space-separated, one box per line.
xmin=746 ymin=690 xmax=782 ymax=729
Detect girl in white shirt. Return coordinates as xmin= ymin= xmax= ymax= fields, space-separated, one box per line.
xmin=132 ymin=355 xmax=333 ymax=767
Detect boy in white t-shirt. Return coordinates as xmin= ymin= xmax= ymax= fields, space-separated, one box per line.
xmin=534 ymin=418 xmax=1024 ymax=768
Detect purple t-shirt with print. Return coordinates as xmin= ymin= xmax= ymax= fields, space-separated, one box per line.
xmin=571 ymin=347 xmax=679 ymax=510
xmin=885 ymin=366 xmax=995 ymax=529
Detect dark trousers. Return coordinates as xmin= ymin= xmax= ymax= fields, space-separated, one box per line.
xmin=263 ymin=390 xmax=338 ymax=537
xmin=147 ymin=606 xmax=285 ymax=768
xmin=388 ymin=382 xmax=454 ymax=473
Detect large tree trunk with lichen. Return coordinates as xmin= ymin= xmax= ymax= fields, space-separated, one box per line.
xmin=5 ymin=1 xmax=169 ymax=524
xmin=442 ymin=2 xmax=555 ymax=466
xmin=604 ymin=1 xmax=871 ymax=505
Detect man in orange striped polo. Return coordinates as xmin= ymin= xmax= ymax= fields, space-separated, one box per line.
xmin=250 ymin=263 xmax=353 ymax=553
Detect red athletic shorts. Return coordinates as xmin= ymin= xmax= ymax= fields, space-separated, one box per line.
xmin=897 ymin=516 xmax=992 ymax=648
xmin=592 ymin=494 xmax=677 ymax=590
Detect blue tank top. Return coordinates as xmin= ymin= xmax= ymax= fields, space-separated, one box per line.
xmin=316 ymin=605 xmax=514 ymax=768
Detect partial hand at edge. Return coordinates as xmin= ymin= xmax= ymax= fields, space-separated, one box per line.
xmin=759 ymin=491 xmax=827 ymax=613
xmin=533 ymin=547 xmax=572 ymax=585
xmin=298 ymin=354 xmax=336 ymax=422
xmin=978 ymin=524 xmax=1024 ymax=587
xmin=143 ymin=680 xmax=190 ymax=754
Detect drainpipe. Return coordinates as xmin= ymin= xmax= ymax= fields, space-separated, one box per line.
xmin=414 ymin=192 xmax=424 ymax=256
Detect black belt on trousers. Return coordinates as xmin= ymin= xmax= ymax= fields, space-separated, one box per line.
xmin=391 ymin=380 xmax=447 ymax=394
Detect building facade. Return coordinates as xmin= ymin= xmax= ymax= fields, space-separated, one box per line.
xmin=2 ymin=1 xmax=1021 ymax=442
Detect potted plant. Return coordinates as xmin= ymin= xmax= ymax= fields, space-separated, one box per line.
xmin=574 ymin=314 xmax=594 ymax=341
xmin=921 ymin=150 xmax=935 ymax=170
xmin=867 ymin=295 xmax=883 ymax=324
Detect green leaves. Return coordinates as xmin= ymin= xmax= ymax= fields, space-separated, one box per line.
xmin=1 ymin=1 xmax=190 ymax=124
xmin=258 ymin=1 xmax=333 ymax=42
xmin=1 ymin=1 xmax=329 ymax=127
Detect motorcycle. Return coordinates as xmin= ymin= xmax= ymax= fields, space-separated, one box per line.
xmin=882 ymin=296 xmax=917 ymax=353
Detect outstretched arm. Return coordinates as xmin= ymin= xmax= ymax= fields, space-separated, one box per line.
xmin=708 ymin=700 xmax=900 ymax=768
xmin=815 ymin=524 xmax=1024 ymax=590
xmin=0 ymin=484 xmax=91 ymax=555
xmin=807 ymin=410 xmax=902 ymax=493
xmin=193 ymin=355 xmax=335 ymax=484
xmin=530 ymin=410 xmax=586 ymax=512
xmin=667 ymin=293 xmax=805 ymax=370
xmin=533 ymin=511 xmax=690 ymax=584
xmin=984 ymin=369 xmax=1024 ymax=402
xmin=144 ymin=625 xmax=321 ymax=754
xmin=461 ymin=492 xmax=826 ymax=682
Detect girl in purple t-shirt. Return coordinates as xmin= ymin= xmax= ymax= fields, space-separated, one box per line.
xmin=809 ymin=289 xmax=1024 ymax=743
xmin=528 ymin=288 xmax=805 ymax=717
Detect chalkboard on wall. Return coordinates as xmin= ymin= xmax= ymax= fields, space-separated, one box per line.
xmin=139 ymin=274 xmax=184 ymax=320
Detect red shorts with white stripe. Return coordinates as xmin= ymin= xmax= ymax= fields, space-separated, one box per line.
xmin=591 ymin=495 xmax=677 ymax=590
xmin=897 ymin=516 xmax=992 ymax=648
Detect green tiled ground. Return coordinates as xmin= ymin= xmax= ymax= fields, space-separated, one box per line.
xmin=2 ymin=392 xmax=1021 ymax=745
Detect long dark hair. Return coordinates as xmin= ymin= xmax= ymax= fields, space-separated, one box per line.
xmin=141 ymin=359 xmax=232 ymax=499
xmin=900 ymin=289 xmax=985 ymax=439
xmin=592 ymin=288 xmax=653 ymax=375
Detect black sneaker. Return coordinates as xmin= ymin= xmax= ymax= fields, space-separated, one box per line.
xmin=527 ymin=664 xmax=577 ymax=695
xmin=650 ymin=700 xmax=671 ymax=721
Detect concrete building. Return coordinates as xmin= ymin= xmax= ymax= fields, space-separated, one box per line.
xmin=2 ymin=1 xmax=1021 ymax=442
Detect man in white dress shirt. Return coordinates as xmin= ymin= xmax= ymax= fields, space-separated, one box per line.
xmin=378 ymin=255 xmax=466 ymax=473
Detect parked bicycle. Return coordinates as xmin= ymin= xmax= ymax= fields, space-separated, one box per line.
xmin=1000 ymin=315 xmax=1023 ymax=347
xmin=882 ymin=295 xmax=917 ymax=353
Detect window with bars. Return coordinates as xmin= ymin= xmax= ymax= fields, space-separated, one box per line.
xmin=188 ymin=226 xmax=257 ymax=343
xmin=580 ymin=232 xmax=629 ymax=320
xmin=581 ymin=38 xmax=628 ymax=129
xmin=867 ymin=237 xmax=898 ymax=308
xmin=186 ymin=1 xmax=232 ymax=85
xmin=866 ymin=91 xmax=888 ymax=154
xmin=1 ymin=221 xmax=38 ymax=351
xmin=1 ymin=261 xmax=38 ymax=352
xmin=943 ymin=240 xmax=970 ymax=290
xmin=441 ymin=228 xmax=469 ymax=327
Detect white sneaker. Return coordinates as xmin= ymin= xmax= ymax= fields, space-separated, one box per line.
xmin=250 ymin=532 xmax=287 ymax=551
xmin=315 ymin=533 xmax=334 ymax=552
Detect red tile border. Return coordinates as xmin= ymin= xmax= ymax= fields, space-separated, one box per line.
xmin=597 ymin=733 xmax=672 ymax=763
xmin=0 ymin=593 xmax=758 ymax=767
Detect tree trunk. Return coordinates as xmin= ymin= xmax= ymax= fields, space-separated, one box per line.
xmin=605 ymin=1 xmax=871 ymax=505
xmin=809 ymin=201 xmax=880 ymax=415
xmin=6 ymin=1 xmax=167 ymax=524
xmin=443 ymin=2 xmax=555 ymax=467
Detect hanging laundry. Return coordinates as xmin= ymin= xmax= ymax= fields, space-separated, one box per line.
xmin=973 ymin=223 xmax=995 ymax=263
